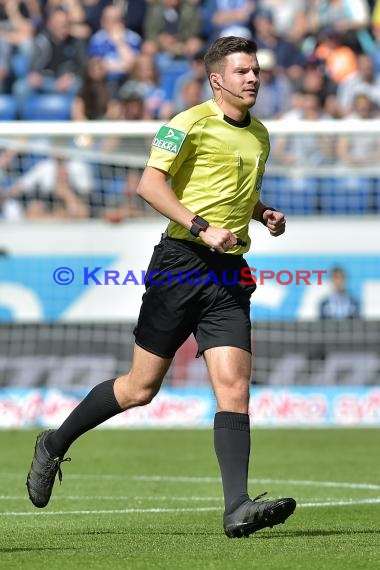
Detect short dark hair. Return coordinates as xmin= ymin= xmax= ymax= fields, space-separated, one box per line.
xmin=330 ymin=266 xmax=346 ymax=277
xmin=204 ymin=36 xmax=258 ymax=77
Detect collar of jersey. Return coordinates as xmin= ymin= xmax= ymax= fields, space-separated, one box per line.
xmin=209 ymin=98 xmax=251 ymax=128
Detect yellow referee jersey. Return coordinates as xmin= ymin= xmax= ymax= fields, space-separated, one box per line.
xmin=146 ymin=99 xmax=270 ymax=254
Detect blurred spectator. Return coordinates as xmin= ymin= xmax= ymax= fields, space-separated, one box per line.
xmin=336 ymin=53 xmax=380 ymax=115
xmin=202 ymin=0 xmax=255 ymax=41
xmin=371 ymin=18 xmax=380 ymax=74
xmin=101 ymin=83 xmax=152 ymax=222
xmin=143 ymin=0 xmax=202 ymax=58
xmin=292 ymin=56 xmax=338 ymax=115
xmin=256 ymin=0 xmax=308 ymax=43
xmin=41 ymin=0 xmax=113 ymax=36
xmin=0 ymin=0 xmax=42 ymax=91
xmin=71 ymin=56 xmax=120 ymax=120
xmin=121 ymin=0 xmax=147 ymax=38
xmin=102 ymin=165 xmax=147 ymax=223
xmin=253 ymin=49 xmax=293 ymax=119
xmin=0 ymin=1 xmax=41 ymax=49
xmin=277 ymin=90 xmax=304 ymax=120
xmin=171 ymin=76 xmax=204 ymax=114
xmin=3 ymin=151 xmax=93 ymax=219
xmin=251 ymin=7 xmax=306 ymax=82
xmin=0 ymin=144 xmax=24 ymax=220
xmin=116 ymin=80 xmax=150 ymax=120
xmin=172 ymin=48 xmax=212 ymax=114
xmin=80 ymin=0 xmax=113 ymax=35
xmin=89 ymin=4 xmax=141 ymax=97
xmin=341 ymin=94 xmax=379 ymax=142
xmin=319 ymin=266 xmax=360 ymax=319
xmin=273 ymin=91 xmax=334 ymax=167
xmin=127 ymin=52 xmax=171 ymax=120
xmin=41 ymin=0 xmax=103 ymax=40
xmin=314 ymin=27 xmax=358 ymax=84
xmin=333 ymin=94 xmax=379 ymax=202
xmin=0 ymin=37 xmax=12 ymax=93
xmin=142 ymin=1 xmax=204 ymax=107
xmin=308 ymin=0 xmax=371 ymax=54
xmin=12 ymin=7 xmax=87 ymax=102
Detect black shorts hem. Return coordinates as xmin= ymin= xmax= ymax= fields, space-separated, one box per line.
xmin=197 ymin=342 xmax=252 ymax=358
xmin=134 ymin=338 xmax=175 ymax=360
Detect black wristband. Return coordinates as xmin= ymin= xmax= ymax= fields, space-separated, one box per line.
xmin=190 ymin=215 xmax=209 ymax=237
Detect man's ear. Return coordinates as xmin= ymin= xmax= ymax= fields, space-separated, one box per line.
xmin=210 ymin=72 xmax=221 ymax=89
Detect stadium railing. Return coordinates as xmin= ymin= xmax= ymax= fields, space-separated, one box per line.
xmin=1 ymin=119 xmax=379 ymax=217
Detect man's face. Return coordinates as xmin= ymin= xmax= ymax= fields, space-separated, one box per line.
xmin=49 ymin=11 xmax=70 ymax=41
xmin=331 ymin=270 xmax=345 ymax=292
xmin=215 ymin=52 xmax=260 ymax=109
xmin=121 ymin=99 xmax=144 ymax=120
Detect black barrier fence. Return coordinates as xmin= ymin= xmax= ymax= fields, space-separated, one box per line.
xmin=1 ymin=321 xmax=379 ymax=388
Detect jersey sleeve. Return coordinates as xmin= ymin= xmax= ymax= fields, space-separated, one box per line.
xmin=146 ymin=114 xmax=195 ymax=177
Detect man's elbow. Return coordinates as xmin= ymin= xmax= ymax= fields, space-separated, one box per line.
xmin=136 ymin=178 xmax=148 ymax=200
xmin=137 ymin=167 xmax=167 ymax=201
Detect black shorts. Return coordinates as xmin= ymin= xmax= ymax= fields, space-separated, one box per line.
xmin=133 ymin=236 xmax=256 ymax=358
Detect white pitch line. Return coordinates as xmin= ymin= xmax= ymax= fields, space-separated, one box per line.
xmin=54 ymin=474 xmax=380 ymax=491
xmin=1 ymin=498 xmax=380 ymax=517
xmin=0 ymin=495 xmax=223 ymax=502
xmin=0 ymin=494 xmax=379 ymax=503
xmin=131 ymin=475 xmax=380 ymax=491
xmin=300 ymin=498 xmax=380 ymax=508
xmin=0 ymin=506 xmax=221 ymax=517
xmin=252 ymin=478 xmax=380 ymax=491
xmin=2 ymin=473 xmax=380 ymax=490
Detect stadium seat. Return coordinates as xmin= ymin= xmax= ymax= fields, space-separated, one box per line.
xmin=261 ymin=176 xmax=318 ymax=215
xmin=0 ymin=95 xmax=18 ymax=120
xmin=20 ymin=94 xmax=73 ymax=120
xmin=319 ymin=178 xmax=372 ymax=215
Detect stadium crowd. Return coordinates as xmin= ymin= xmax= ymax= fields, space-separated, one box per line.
xmin=1 ymin=0 xmax=380 ymax=220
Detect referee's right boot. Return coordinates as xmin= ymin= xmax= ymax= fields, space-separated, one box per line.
xmin=223 ymin=492 xmax=296 ymax=538
xmin=26 ymin=430 xmax=71 ymax=508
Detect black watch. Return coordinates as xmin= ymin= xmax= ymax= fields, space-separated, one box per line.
xmin=189 ymin=215 xmax=209 ymax=238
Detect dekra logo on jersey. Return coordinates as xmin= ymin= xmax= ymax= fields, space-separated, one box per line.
xmin=152 ymin=126 xmax=186 ymax=154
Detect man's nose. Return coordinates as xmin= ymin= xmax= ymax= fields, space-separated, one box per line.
xmin=247 ymin=71 xmax=259 ymax=84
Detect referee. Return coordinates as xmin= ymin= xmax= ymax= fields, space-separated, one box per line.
xmin=27 ymin=36 xmax=296 ymax=538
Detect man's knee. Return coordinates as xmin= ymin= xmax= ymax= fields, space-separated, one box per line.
xmin=114 ymin=374 xmax=161 ymax=410
xmin=132 ymin=385 xmax=159 ymax=407
xmin=213 ymin=375 xmax=250 ymax=412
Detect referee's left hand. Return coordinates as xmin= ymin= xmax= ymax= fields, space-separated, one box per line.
xmin=263 ymin=210 xmax=286 ymax=237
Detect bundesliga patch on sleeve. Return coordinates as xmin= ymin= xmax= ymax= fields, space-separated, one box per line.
xmin=152 ymin=126 xmax=186 ymax=154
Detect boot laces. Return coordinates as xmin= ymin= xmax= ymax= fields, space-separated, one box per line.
xmin=42 ymin=456 xmax=71 ymax=485
xmin=252 ymin=491 xmax=269 ymax=502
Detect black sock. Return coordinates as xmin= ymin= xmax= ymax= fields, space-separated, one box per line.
xmin=214 ymin=411 xmax=251 ymax=515
xmin=45 ymin=378 xmax=122 ymax=457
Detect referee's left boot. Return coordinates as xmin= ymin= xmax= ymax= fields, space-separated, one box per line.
xmin=223 ymin=492 xmax=296 ymax=538
xmin=26 ymin=430 xmax=71 ymax=508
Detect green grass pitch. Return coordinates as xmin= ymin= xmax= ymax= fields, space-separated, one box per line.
xmin=1 ymin=428 xmax=379 ymax=570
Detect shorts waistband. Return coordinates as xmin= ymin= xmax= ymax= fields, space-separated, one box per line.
xmin=162 ymin=233 xmax=243 ymax=263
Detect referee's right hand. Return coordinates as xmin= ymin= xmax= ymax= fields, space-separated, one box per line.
xmin=199 ymin=226 xmax=240 ymax=254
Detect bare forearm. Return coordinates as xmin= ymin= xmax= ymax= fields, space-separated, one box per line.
xmin=137 ymin=167 xmax=195 ymax=230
